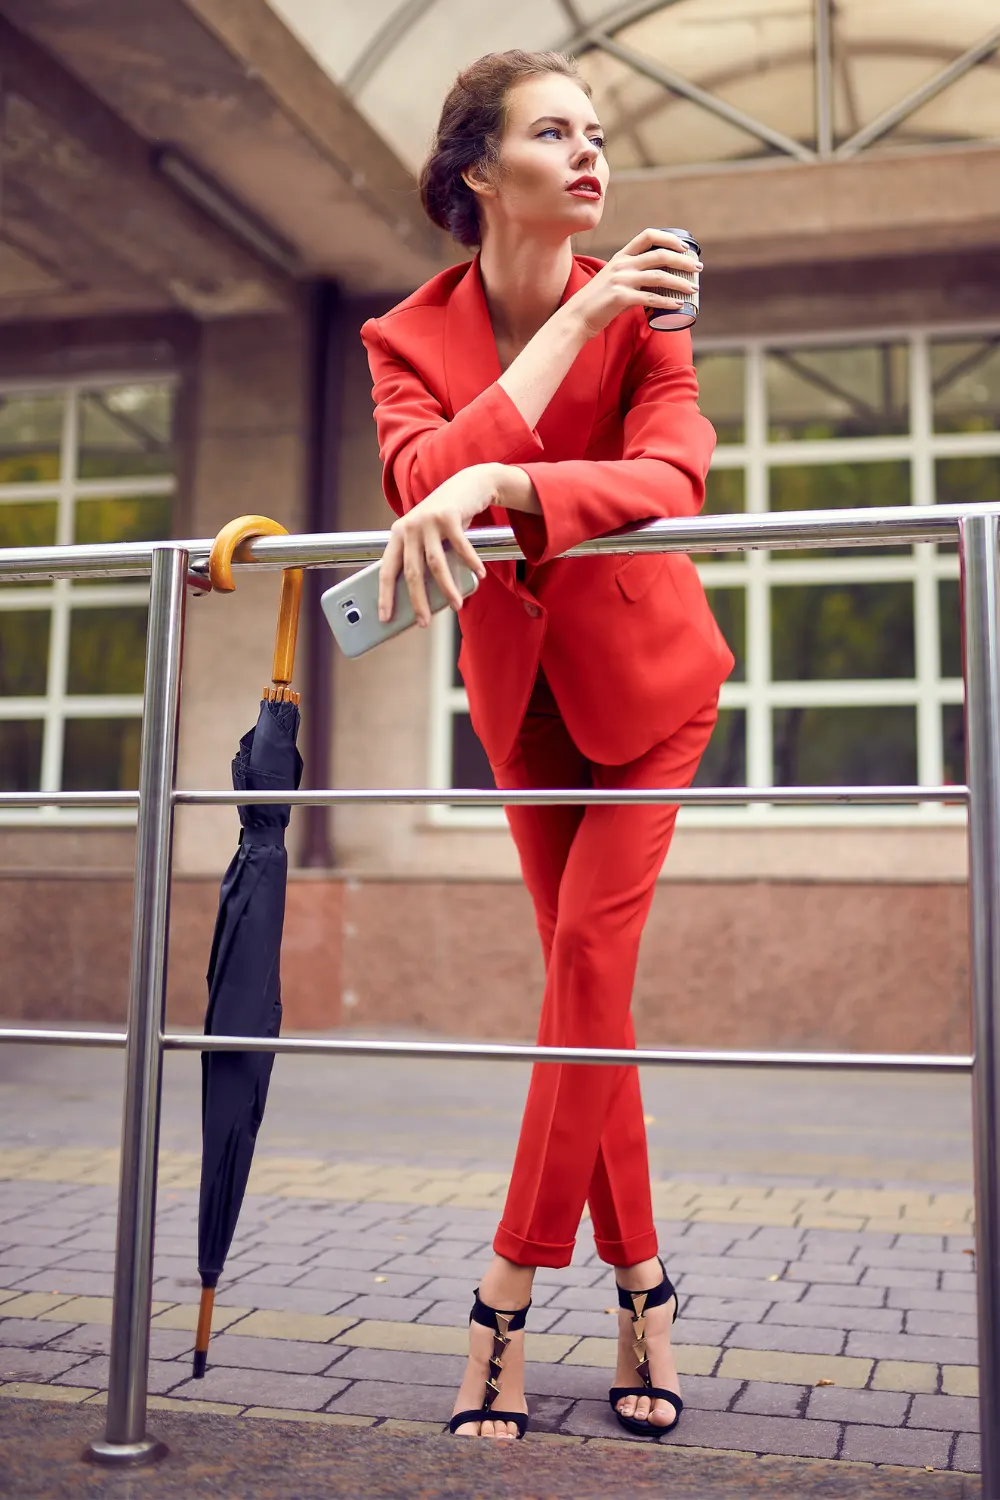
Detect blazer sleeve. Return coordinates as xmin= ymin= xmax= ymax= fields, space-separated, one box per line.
xmin=509 ymin=325 xmax=717 ymax=566
xmin=361 ymin=319 xmax=545 ymax=516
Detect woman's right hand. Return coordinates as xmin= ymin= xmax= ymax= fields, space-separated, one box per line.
xmin=561 ymin=228 xmax=702 ymax=339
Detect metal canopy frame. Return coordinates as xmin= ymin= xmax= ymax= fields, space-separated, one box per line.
xmin=1 ymin=502 xmax=999 ymax=1484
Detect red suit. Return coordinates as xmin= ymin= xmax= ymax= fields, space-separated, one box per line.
xmin=363 ymin=254 xmax=734 ymax=1267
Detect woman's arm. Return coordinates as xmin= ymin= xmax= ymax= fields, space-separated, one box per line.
xmin=364 ymin=230 xmax=700 ymax=515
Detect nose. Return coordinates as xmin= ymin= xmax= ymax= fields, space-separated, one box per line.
xmin=571 ymin=134 xmax=599 ymax=171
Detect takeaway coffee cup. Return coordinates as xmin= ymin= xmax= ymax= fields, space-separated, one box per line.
xmin=645 ymin=227 xmax=700 ymax=332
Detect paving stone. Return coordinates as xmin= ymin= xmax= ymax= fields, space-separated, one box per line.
xmin=562 ymin=1337 xmax=717 ymax=1375
xmin=860 ymin=1266 xmax=941 ymax=1290
xmin=0 ymin=1225 xmax=82 ymax=1248
xmin=292 ymin=1267 xmax=433 ymax=1298
xmin=683 ymin=1296 xmax=773 ymax=1322
xmin=9 ymin=1270 xmax=113 ymax=1298
xmin=0 ymin=1248 xmax=78 ymax=1269
xmin=909 ymin=1393 xmax=980 ymax=1432
xmin=784 ymin=1263 xmax=863 ymax=1286
xmin=224 ymin=1265 xmax=317 ymax=1289
xmin=522 ymin=1363 xmax=612 ymax=1401
xmin=331 ymin=1295 xmax=434 ymax=1323
xmin=201 ymin=1334 xmax=349 ymax=1375
xmin=149 ymin=1277 xmax=206 ymax=1303
xmin=943 ymin=1365 xmax=978 ymax=1397
xmin=670 ymin=1372 xmax=742 ymax=1411
xmin=544 ymin=1310 xmax=625 ymax=1339
xmin=806 ymin=1385 xmax=909 ymax=1424
xmin=735 ymin=1229 xmax=807 ymax=1253
xmin=941 ymin=1271 xmax=978 ymax=1293
xmin=953 ymin=1432 xmax=981 ymax=1472
xmin=50 ymin=1356 xmax=189 ymax=1396
xmin=0 ymin=1346 xmax=89 ymax=1382
xmin=224 ymin=1310 xmax=357 ymax=1344
xmin=531 ymin=1265 xmax=605 ymax=1289
xmin=671 ymin=1407 xmax=842 ymax=1459
xmin=870 ymin=1359 xmax=939 ymax=1394
xmin=905 ymin=1309 xmax=978 ymax=1340
xmin=307 ymin=1246 xmax=397 ymax=1272
xmin=892 ymin=1234 xmax=946 ymax=1252
xmin=325 ymin=1380 xmax=459 ymax=1423
xmin=0 ymin=1318 xmax=78 ymax=1348
xmin=215 ymin=1285 xmax=357 ymax=1317
xmin=548 ymin=1285 xmax=619 ymax=1312
xmin=672 ymin=1274 xmax=805 ymax=1303
xmin=47 ymin=1323 xmax=194 ymax=1361
xmin=718 ymin=1348 xmax=872 ymax=1387
xmin=765 ymin=1301 xmax=902 ymax=1334
xmin=839 ymin=1423 xmax=952 ymax=1467
xmin=732 ymin=1380 xmax=808 ymax=1418
xmin=672 ymin=1319 xmax=735 ymax=1347
xmin=169 ymin=1366 xmax=349 ymax=1410
xmin=669 ymin=1253 xmax=793 ymax=1282
xmin=330 ymin=1346 xmax=466 ymax=1386
xmin=309 ymin=1231 xmax=435 ymax=1257
xmin=800 ymin=1283 xmax=887 ymax=1308
xmin=725 ymin=1322 xmax=845 ymax=1356
xmin=846 ymin=1330 xmax=978 ymax=1365
xmin=853 ymin=1248 xmax=975 ymax=1273
xmin=886 ymin=1287 xmax=976 ymax=1315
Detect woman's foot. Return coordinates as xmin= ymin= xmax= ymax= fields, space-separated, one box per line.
xmin=451 ymin=1256 xmax=533 ymax=1440
xmin=612 ymin=1256 xmax=681 ymax=1428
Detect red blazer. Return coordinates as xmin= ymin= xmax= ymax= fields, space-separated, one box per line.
xmin=361 ymin=253 xmax=735 ymax=768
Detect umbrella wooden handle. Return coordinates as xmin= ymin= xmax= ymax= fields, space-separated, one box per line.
xmin=209 ymin=515 xmax=303 ymax=703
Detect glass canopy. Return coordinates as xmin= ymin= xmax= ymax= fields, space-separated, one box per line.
xmin=267 ymin=0 xmax=1000 ymax=174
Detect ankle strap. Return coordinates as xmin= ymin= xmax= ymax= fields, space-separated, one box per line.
xmin=470 ymin=1291 xmax=530 ymax=1332
xmin=616 ymin=1258 xmax=675 ymax=1314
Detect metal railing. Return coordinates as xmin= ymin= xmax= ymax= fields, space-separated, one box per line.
xmin=0 ymin=503 xmax=997 ymax=1483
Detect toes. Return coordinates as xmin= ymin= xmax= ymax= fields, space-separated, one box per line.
xmin=453 ymin=1421 xmax=480 ymax=1438
xmin=633 ymin=1396 xmax=652 ymax=1422
xmin=504 ymin=1421 xmax=520 ymax=1440
xmin=617 ymin=1396 xmax=638 ymax=1418
xmin=478 ymin=1420 xmax=496 ymax=1438
xmin=648 ymin=1399 xmax=677 ymax=1428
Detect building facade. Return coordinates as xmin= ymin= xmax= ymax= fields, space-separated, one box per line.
xmin=1 ymin=0 xmax=998 ymax=1055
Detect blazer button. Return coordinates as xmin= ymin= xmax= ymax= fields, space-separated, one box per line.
xmin=523 ymin=601 xmax=541 ymax=618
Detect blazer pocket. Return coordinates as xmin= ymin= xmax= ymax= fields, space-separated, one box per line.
xmin=615 ymin=551 xmax=665 ymax=602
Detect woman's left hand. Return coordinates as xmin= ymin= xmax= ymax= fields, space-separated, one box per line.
xmin=378 ymin=464 xmax=497 ymax=626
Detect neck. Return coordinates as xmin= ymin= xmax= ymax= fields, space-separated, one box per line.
xmin=477 ymin=230 xmax=574 ymax=348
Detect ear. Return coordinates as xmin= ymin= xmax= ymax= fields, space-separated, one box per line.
xmin=461 ymin=160 xmax=495 ymax=200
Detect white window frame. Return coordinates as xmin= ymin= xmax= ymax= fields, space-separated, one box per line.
xmin=0 ymin=373 xmax=177 ymax=827
xmin=428 ymin=318 xmax=1000 ymax=829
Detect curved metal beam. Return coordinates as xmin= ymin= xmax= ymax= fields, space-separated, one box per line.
xmin=343 ymin=0 xmax=440 ymax=96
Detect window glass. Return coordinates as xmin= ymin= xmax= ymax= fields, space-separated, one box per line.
xmin=67 ymin=607 xmax=147 ymax=695
xmin=935 ymin=455 xmax=1000 ymax=554
xmin=0 ymin=393 xmax=63 ymax=483
xmin=769 ymin=461 xmax=911 ymax=558
xmin=450 ymin=712 xmax=495 ymax=790
xmin=695 ymin=351 xmax=744 ymax=444
xmin=74 ymin=494 xmax=172 ymax=545
xmin=0 ymin=500 xmax=58 ymax=549
xmin=943 ymin=704 xmax=965 ymax=788
xmin=771 ymin=583 xmax=914 ymax=680
xmin=693 ymin=707 xmax=746 ymax=789
xmin=691 ymin=466 xmax=744 ymax=562
xmin=931 ymin=339 xmax=1000 ymax=434
xmin=939 ymin=580 xmax=962 ymax=679
xmin=767 ymin=342 xmax=908 ymax=440
xmin=77 ymin=383 xmax=174 ymax=479
xmin=773 ymin=705 xmax=917 ymax=786
xmin=0 ymin=720 xmax=44 ymax=791
xmin=704 ymin=586 xmax=745 ymax=682
xmin=0 ymin=611 xmax=50 ymax=697
xmin=62 ymin=719 xmax=141 ymax=791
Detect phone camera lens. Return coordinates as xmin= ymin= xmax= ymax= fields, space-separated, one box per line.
xmin=345 ymin=607 xmax=361 ymax=626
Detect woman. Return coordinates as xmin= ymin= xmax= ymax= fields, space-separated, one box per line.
xmin=362 ymin=49 xmax=734 ymax=1442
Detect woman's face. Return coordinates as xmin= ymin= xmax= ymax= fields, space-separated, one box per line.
xmin=475 ymin=73 xmax=609 ymax=240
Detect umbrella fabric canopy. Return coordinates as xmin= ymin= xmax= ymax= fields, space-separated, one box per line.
xmin=192 ymin=696 xmax=302 ymax=1377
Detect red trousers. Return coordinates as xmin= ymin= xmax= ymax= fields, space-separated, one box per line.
xmin=490 ymin=673 xmax=718 ymax=1269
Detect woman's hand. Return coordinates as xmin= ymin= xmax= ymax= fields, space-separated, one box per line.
xmin=560 ymin=228 xmax=702 ymax=340
xmin=378 ymin=464 xmax=497 ymax=626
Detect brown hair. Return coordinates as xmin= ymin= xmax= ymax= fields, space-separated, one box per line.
xmin=419 ymin=50 xmax=592 ymax=249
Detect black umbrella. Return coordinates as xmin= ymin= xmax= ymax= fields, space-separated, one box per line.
xmin=192 ymin=516 xmax=303 ymax=1378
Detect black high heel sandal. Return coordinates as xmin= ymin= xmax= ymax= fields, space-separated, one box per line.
xmin=449 ymin=1289 xmax=531 ymax=1440
xmin=608 ymin=1257 xmax=684 ymax=1437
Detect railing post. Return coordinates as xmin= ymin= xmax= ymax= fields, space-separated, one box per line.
xmin=960 ymin=512 xmax=1000 ymax=1496
xmin=86 ymin=547 xmax=187 ymax=1466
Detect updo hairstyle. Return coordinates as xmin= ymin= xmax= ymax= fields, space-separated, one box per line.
xmin=419 ymin=50 xmax=591 ymax=249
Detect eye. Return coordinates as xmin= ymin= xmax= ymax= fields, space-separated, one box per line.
xmin=537 ymin=127 xmax=561 ymax=139
xmin=591 ymin=135 xmax=606 ymax=150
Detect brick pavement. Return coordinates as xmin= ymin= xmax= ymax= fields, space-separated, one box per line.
xmin=0 ymin=1146 xmax=981 ymax=1478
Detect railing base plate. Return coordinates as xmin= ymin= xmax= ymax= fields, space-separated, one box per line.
xmin=84 ymin=1436 xmax=168 ymax=1467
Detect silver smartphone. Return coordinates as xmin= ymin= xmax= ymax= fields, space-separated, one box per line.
xmin=321 ymin=551 xmax=480 ymax=658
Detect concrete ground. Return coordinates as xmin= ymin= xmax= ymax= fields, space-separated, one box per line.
xmin=0 ymin=1038 xmax=982 ymax=1496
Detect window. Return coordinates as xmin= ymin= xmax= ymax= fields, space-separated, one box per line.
xmin=430 ymin=327 xmax=1000 ymax=825
xmin=0 ymin=379 xmax=176 ymax=821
